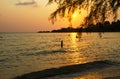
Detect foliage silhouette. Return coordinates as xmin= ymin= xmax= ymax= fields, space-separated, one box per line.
xmin=48 ymin=0 xmax=120 ymax=27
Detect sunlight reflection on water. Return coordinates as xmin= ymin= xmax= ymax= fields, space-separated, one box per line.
xmin=73 ymin=72 xmax=102 ymax=79
xmin=0 ymin=32 xmax=120 ymax=79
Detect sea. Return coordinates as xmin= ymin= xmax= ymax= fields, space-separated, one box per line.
xmin=0 ymin=32 xmax=120 ymax=79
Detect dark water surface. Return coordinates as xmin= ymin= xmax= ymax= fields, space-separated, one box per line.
xmin=0 ymin=32 xmax=120 ymax=79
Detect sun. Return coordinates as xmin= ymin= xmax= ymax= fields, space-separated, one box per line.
xmin=70 ymin=9 xmax=88 ymax=28
xmin=72 ymin=13 xmax=77 ymax=18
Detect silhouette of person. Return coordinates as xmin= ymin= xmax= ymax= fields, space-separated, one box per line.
xmin=61 ymin=40 xmax=63 ymax=48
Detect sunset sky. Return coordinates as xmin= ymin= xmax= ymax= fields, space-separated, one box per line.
xmin=0 ymin=0 xmax=120 ymax=32
xmin=0 ymin=0 xmax=84 ymax=32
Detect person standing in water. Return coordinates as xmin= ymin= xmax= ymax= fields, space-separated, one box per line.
xmin=61 ymin=40 xmax=63 ymax=48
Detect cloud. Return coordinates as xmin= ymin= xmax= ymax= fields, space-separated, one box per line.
xmin=15 ymin=0 xmax=37 ymax=6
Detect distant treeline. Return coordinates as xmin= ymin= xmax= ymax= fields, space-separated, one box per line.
xmin=52 ymin=20 xmax=120 ymax=32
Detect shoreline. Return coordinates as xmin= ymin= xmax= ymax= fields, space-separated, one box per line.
xmin=13 ymin=60 xmax=120 ymax=79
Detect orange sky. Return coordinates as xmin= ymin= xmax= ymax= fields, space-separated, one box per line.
xmin=0 ymin=0 xmax=83 ymax=32
xmin=0 ymin=0 xmax=119 ymax=32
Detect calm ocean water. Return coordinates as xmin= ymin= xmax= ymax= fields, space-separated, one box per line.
xmin=0 ymin=32 xmax=120 ymax=79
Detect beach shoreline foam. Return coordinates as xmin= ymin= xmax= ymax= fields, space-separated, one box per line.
xmin=13 ymin=60 xmax=120 ymax=79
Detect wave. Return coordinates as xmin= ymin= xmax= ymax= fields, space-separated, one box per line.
xmin=0 ymin=58 xmax=9 ymax=63
xmin=13 ymin=60 xmax=119 ymax=79
xmin=20 ymin=49 xmax=67 ymax=56
xmin=20 ymin=48 xmax=82 ymax=57
xmin=0 ymin=36 xmax=3 ymax=38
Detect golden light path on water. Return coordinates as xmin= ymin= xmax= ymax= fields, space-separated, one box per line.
xmin=70 ymin=33 xmax=102 ymax=79
xmin=65 ymin=33 xmax=87 ymax=64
